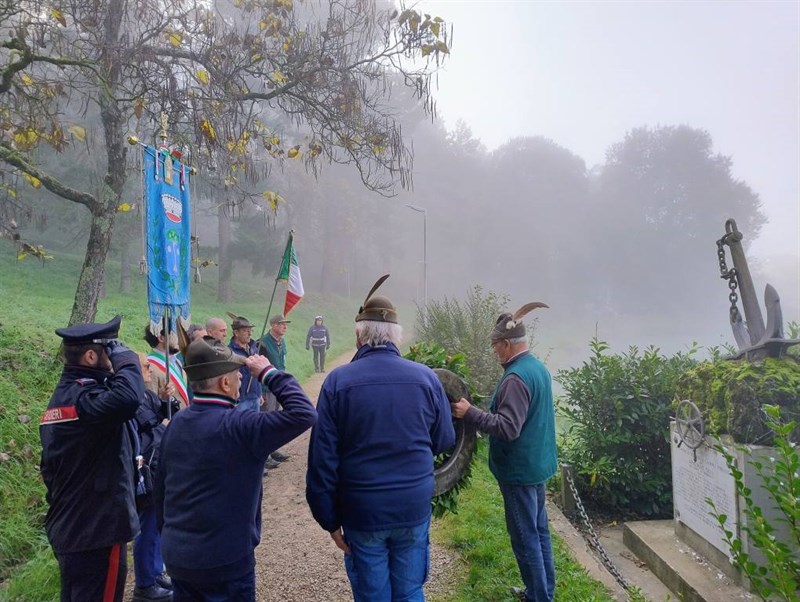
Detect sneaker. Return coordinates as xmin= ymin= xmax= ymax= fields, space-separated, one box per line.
xmin=132 ymin=584 xmax=173 ymax=601
xmin=265 ymin=457 xmax=281 ymax=469
xmin=155 ymin=572 xmax=172 ymax=590
xmin=271 ymin=451 xmax=290 ymax=462
xmin=510 ymin=586 xmax=528 ymax=601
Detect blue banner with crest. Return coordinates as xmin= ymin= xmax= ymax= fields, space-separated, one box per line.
xmin=144 ymin=146 xmax=191 ymax=329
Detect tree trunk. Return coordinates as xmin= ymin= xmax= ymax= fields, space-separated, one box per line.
xmin=68 ymin=0 xmax=126 ymax=325
xmin=217 ymin=203 xmax=232 ymax=303
xmin=69 ymin=205 xmax=117 ymax=323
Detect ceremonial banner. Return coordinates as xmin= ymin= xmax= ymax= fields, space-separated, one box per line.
xmin=278 ymin=232 xmax=304 ymax=316
xmin=143 ymin=146 xmax=191 ymax=330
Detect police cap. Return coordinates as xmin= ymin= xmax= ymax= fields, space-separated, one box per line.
xmin=55 ymin=315 xmax=122 ymax=346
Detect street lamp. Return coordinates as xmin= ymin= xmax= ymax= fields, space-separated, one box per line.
xmin=405 ymin=204 xmax=427 ymax=325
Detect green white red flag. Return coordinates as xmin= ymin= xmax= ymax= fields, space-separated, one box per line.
xmin=278 ymin=232 xmax=304 ymax=315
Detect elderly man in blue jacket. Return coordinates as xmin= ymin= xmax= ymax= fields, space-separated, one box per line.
xmin=306 ymin=276 xmax=456 ymax=602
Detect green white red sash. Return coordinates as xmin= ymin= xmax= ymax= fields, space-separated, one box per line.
xmin=147 ymin=351 xmax=190 ymax=406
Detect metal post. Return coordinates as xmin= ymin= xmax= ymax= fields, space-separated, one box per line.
xmin=561 ymin=464 xmax=577 ymax=515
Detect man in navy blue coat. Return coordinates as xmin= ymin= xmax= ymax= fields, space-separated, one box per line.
xmin=306 ymin=276 xmax=455 ymax=602
xmin=40 ymin=315 xmax=144 ymax=602
xmin=155 ymin=337 xmax=316 ymax=601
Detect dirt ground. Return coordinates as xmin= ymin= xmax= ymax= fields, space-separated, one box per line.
xmin=127 ymin=349 xmax=459 ymax=601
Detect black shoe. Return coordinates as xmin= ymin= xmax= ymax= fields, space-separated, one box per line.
xmin=132 ymin=584 xmax=173 ymax=601
xmin=271 ymin=451 xmax=290 ymax=462
xmin=155 ymin=572 xmax=172 ymax=590
xmin=265 ymin=457 xmax=281 ymax=469
xmin=263 ymin=468 xmax=270 ymax=477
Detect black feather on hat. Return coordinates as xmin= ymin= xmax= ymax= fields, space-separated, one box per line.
xmin=490 ymin=302 xmax=549 ymax=341
xmin=355 ymin=274 xmax=398 ymax=323
xmin=226 ymin=311 xmax=254 ymax=329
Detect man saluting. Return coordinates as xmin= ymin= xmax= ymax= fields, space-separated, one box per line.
xmin=40 ymin=315 xmax=144 ymax=602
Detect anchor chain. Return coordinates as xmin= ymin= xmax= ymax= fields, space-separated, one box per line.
xmin=562 ymin=467 xmax=634 ymax=595
xmin=716 ymin=237 xmax=742 ymax=325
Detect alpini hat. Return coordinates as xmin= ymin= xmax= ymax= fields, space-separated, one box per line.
xmin=226 ymin=312 xmax=254 ymax=330
xmin=355 ymin=274 xmax=398 ymax=324
xmin=184 ymin=337 xmax=246 ymax=380
xmin=270 ymin=314 xmax=291 ymax=325
xmin=490 ymin=302 xmax=549 ymax=341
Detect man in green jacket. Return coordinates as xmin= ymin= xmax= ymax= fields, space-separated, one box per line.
xmin=451 ymin=303 xmax=556 ymax=602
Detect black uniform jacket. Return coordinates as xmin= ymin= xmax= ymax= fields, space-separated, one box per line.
xmin=39 ymin=350 xmax=144 ymax=553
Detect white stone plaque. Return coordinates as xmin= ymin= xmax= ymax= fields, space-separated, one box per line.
xmin=671 ymin=423 xmax=737 ymax=557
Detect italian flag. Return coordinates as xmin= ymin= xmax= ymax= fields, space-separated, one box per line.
xmin=279 ymin=232 xmax=304 ymax=316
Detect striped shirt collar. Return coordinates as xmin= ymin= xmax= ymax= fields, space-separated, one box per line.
xmin=191 ymin=393 xmax=237 ymax=408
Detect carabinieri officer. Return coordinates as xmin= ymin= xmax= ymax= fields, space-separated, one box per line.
xmin=40 ymin=315 xmax=145 ymax=602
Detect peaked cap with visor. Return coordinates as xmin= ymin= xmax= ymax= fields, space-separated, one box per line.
xmin=490 ymin=302 xmax=549 ymax=341
xmin=355 ymin=274 xmax=398 ymax=324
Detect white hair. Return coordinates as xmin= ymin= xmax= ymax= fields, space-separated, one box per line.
xmin=356 ymin=320 xmax=403 ymax=347
xmin=507 ymin=335 xmax=528 ymax=345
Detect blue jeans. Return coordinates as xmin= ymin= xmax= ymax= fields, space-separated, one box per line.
xmin=343 ymin=518 xmax=431 ymax=602
xmin=499 ymin=482 xmax=555 ymax=602
xmin=133 ymin=507 xmax=164 ymax=587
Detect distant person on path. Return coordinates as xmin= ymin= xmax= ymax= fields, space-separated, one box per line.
xmin=228 ymin=314 xmax=262 ymax=413
xmin=450 ymin=302 xmax=556 ymax=602
xmin=306 ymin=315 xmax=331 ymax=372
xmin=131 ymin=353 xmax=177 ymax=602
xmin=306 ymin=275 xmax=456 ymax=602
xmin=40 ymin=316 xmax=144 ymax=602
xmin=204 ymin=317 xmax=227 ymax=343
xmin=155 ymin=338 xmax=316 ymax=601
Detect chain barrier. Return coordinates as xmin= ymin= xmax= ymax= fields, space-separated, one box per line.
xmin=562 ymin=467 xmax=634 ymax=596
xmin=716 ymin=237 xmax=742 ymax=325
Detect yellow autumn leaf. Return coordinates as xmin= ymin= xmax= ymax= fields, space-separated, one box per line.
xmin=270 ymin=136 xmax=280 ymax=146
xmin=272 ymin=70 xmax=286 ymax=84
xmin=20 ymin=73 xmax=34 ymax=86
xmin=435 ymin=40 xmax=450 ymax=54
xmin=17 ymin=251 xmax=28 ymax=261
xmin=51 ymin=7 xmax=67 ymax=26
xmin=22 ymin=173 xmax=42 ymax=188
xmin=67 ymin=125 xmax=86 ymax=141
xmin=168 ymin=32 xmax=182 ymax=48
xmin=276 ymin=0 xmax=293 ymax=10
xmin=287 ymin=146 xmax=301 ymax=159
xmin=430 ymin=22 xmax=440 ymax=37
xmin=421 ymin=44 xmax=434 ymax=57
xmin=263 ymin=190 xmax=276 ymax=202
xmin=200 ymin=118 xmax=216 ymax=142
xmin=196 ymin=69 xmax=210 ymax=85
xmin=251 ymin=54 xmax=263 ymax=63
xmin=117 ymin=203 xmax=132 ymax=212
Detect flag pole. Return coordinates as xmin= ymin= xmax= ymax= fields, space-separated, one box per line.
xmin=258 ymin=230 xmax=294 ymax=343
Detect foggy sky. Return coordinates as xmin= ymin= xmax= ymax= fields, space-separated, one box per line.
xmin=417 ymin=1 xmax=799 ymax=284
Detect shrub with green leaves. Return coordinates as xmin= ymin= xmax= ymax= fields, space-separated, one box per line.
xmin=414 ymin=285 xmax=508 ymax=396
xmin=708 ymin=405 xmax=799 ymax=601
xmin=556 ymin=338 xmax=698 ymax=517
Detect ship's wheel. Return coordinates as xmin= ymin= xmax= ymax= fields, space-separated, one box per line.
xmin=675 ymin=400 xmax=705 ymax=456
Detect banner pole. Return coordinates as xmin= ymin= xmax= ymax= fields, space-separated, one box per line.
xmin=163 ymin=308 xmax=172 ymax=420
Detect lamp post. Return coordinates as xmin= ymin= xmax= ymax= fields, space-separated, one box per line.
xmin=405 ymin=204 xmax=427 ymax=325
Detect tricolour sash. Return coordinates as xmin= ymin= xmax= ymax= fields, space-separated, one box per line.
xmin=147 ymin=351 xmax=190 ymax=406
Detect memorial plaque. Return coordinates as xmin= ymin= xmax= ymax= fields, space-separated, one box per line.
xmin=671 ymin=423 xmax=737 ymax=556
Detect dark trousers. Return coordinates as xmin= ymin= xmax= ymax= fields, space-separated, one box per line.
xmin=134 ymin=506 xmax=164 ymax=587
xmin=172 ymin=569 xmax=255 ymax=602
xmin=56 ymin=542 xmax=127 ymax=602
xmin=312 ymin=346 xmax=327 ymax=371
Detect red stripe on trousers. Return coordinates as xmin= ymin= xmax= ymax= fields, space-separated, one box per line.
xmin=102 ymin=543 xmax=121 ymax=602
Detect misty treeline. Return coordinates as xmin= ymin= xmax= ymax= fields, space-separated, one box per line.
xmin=1 ymin=1 xmax=770 ymax=359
